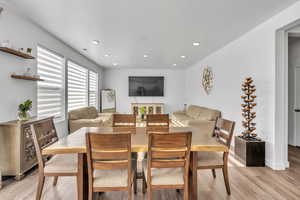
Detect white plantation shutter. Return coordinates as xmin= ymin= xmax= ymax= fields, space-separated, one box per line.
xmin=88 ymin=71 xmax=98 ymax=109
xmin=67 ymin=61 xmax=88 ymax=111
xmin=37 ymin=46 xmax=65 ymax=121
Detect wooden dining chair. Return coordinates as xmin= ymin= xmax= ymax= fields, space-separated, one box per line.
xmin=143 ymin=131 xmax=192 ymax=200
xmin=146 ymin=114 xmax=169 ymax=128
xmin=86 ymin=133 xmax=134 ymax=200
xmin=30 ymin=118 xmax=79 ymax=200
xmin=197 ymin=118 xmax=235 ymax=195
xmin=113 ymin=114 xmax=136 ymax=127
xmin=112 ymin=113 xmax=138 ymax=194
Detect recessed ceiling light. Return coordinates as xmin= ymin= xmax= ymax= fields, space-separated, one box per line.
xmin=193 ymin=42 xmax=200 ymax=46
xmin=113 ymin=63 xmax=118 ymax=66
xmin=104 ymin=54 xmax=110 ymax=57
xmin=181 ymin=55 xmax=186 ymax=59
xmin=143 ymin=54 xmax=148 ymax=58
xmin=92 ymin=40 xmax=100 ymax=45
xmin=173 ymin=64 xmax=177 ymax=66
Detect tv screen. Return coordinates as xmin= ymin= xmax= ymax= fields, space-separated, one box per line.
xmin=129 ymin=76 xmax=164 ymax=96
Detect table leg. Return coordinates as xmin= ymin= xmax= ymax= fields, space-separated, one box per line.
xmin=78 ymin=153 xmax=89 ymax=200
xmin=189 ymin=152 xmax=198 ymax=200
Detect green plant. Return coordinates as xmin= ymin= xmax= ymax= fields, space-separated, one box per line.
xmin=139 ymin=106 xmax=146 ymax=114
xmin=18 ymin=100 xmax=32 ymax=113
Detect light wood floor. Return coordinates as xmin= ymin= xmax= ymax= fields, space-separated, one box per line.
xmin=1 ymin=146 xmax=300 ymax=200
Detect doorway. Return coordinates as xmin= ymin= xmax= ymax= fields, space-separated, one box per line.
xmin=288 ymin=30 xmax=300 ymax=167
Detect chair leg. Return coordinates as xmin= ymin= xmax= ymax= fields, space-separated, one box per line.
xmin=88 ymin=190 xmax=93 ymax=200
xmin=212 ymin=169 xmax=216 ymax=178
xmin=147 ymin=186 xmax=152 ymax=200
xmin=183 ymin=185 xmax=189 ymax=200
xmin=133 ymin=171 xmax=137 ymax=194
xmin=128 ymin=184 xmax=132 ymax=200
xmin=222 ymin=152 xmax=231 ymax=195
xmin=142 ymin=172 xmax=147 ymax=194
xmin=53 ymin=176 xmax=58 ymax=186
xmin=36 ymin=175 xmax=45 ymax=200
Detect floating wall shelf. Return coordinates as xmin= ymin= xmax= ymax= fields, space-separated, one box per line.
xmin=0 ymin=47 xmax=35 ymax=59
xmin=11 ymin=75 xmax=44 ymax=82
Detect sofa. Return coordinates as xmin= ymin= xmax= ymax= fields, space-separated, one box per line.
xmin=68 ymin=107 xmax=113 ymax=133
xmin=172 ymin=105 xmax=221 ymax=129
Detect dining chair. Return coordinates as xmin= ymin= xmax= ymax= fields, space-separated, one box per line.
xmin=85 ymin=133 xmax=134 ymax=200
xmin=143 ymin=131 xmax=192 ymax=200
xmin=112 ymin=113 xmax=138 ymax=194
xmin=113 ymin=114 xmax=136 ymax=127
xmin=146 ymin=114 xmax=170 ymax=128
xmin=197 ymin=118 xmax=235 ymax=195
xmin=30 ymin=118 xmax=79 ymax=200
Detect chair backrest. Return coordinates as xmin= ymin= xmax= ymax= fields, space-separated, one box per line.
xmin=146 ymin=114 xmax=169 ymax=128
xmin=30 ymin=117 xmax=58 ymax=169
xmin=85 ymin=133 xmax=132 ymax=187
xmin=214 ymin=118 xmax=235 ymax=148
xmin=113 ymin=114 xmax=136 ymax=127
xmin=147 ymin=132 xmax=192 ymax=185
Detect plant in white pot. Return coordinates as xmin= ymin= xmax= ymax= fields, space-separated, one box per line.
xmin=17 ymin=100 xmax=32 ymax=121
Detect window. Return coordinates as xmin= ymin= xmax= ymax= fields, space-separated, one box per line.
xmin=88 ymin=71 xmax=99 ymax=109
xmin=37 ymin=46 xmax=65 ymax=121
xmin=67 ymin=60 xmax=88 ymax=111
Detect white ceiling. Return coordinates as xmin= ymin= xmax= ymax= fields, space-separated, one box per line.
xmin=9 ymin=0 xmax=299 ymax=69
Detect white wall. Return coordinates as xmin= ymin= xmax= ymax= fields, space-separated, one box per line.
xmin=288 ymin=37 xmax=300 ymax=145
xmin=103 ymin=68 xmax=186 ymax=114
xmin=185 ymin=1 xmax=300 ymax=169
xmin=0 ymin=2 xmax=103 ymax=137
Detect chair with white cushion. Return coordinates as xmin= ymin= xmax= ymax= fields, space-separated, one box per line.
xmin=30 ymin=118 xmax=79 ymax=200
xmin=85 ymin=132 xmax=134 ymax=200
xmin=197 ymin=118 xmax=235 ymax=195
xmin=143 ymin=132 xmax=192 ymax=200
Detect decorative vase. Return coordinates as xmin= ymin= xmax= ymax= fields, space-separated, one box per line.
xmin=141 ymin=114 xmax=145 ymax=120
xmin=17 ymin=111 xmax=31 ymax=121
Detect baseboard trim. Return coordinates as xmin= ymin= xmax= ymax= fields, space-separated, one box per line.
xmin=266 ymin=159 xmax=289 ymax=170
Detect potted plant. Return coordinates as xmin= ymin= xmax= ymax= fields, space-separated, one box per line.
xmin=139 ymin=106 xmax=147 ymax=120
xmin=17 ymin=100 xmax=32 ymax=121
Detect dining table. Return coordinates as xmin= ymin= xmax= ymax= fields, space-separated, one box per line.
xmin=42 ymin=126 xmax=228 ymax=200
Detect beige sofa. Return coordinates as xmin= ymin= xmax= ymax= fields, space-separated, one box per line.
xmin=68 ymin=107 xmax=113 ymax=133
xmin=172 ymin=105 xmax=221 ymax=129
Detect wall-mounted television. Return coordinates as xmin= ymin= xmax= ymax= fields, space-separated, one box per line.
xmin=129 ymin=76 xmax=164 ymax=97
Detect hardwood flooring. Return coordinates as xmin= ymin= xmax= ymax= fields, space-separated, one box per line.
xmin=1 ymin=146 xmax=300 ymax=200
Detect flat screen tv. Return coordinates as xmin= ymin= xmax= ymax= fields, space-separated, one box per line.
xmin=129 ymin=76 xmax=164 ymax=97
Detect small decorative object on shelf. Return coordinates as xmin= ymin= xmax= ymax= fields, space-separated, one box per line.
xmin=139 ymin=106 xmax=146 ymax=120
xmin=241 ymin=77 xmax=258 ymax=140
xmin=26 ymin=48 xmax=32 ymax=55
xmin=17 ymin=100 xmax=32 ymax=121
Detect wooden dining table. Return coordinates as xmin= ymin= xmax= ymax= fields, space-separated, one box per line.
xmin=42 ymin=126 xmax=228 ymax=200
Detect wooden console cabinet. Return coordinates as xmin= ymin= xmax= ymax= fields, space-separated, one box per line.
xmin=0 ymin=117 xmax=53 ymax=180
xmin=131 ymin=103 xmax=164 ymax=117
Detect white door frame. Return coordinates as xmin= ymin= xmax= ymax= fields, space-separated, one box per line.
xmin=275 ymin=19 xmax=300 ymax=170
xmin=293 ymin=67 xmax=300 ymax=147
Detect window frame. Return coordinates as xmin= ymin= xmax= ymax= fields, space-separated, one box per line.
xmin=37 ymin=45 xmax=66 ymax=123
xmin=66 ymin=59 xmax=89 ymax=112
xmin=88 ymin=70 xmax=99 ymax=110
